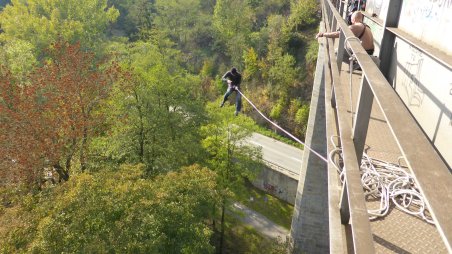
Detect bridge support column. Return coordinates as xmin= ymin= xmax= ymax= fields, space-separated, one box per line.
xmin=289 ymin=39 xmax=329 ymax=253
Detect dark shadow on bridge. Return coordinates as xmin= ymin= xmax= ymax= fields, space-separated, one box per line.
xmin=373 ymin=234 xmax=412 ymax=254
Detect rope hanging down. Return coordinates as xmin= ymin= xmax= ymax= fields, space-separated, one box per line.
xmin=235 ymin=88 xmax=328 ymax=163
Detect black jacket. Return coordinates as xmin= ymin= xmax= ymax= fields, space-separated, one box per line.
xmin=222 ymin=71 xmax=242 ymax=88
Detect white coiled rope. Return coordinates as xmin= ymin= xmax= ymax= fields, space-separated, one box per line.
xmin=329 ymin=135 xmax=434 ymax=224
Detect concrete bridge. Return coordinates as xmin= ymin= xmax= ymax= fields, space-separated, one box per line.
xmin=289 ymin=1 xmax=452 ymax=253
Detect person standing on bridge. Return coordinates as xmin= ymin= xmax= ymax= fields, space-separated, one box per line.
xmin=220 ymin=67 xmax=242 ymax=116
xmin=316 ymin=11 xmax=374 ymax=69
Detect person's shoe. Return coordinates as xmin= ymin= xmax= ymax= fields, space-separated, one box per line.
xmin=352 ymin=61 xmax=362 ymax=71
xmin=220 ymin=102 xmax=225 ymax=107
xmin=234 ymin=111 xmax=239 ymax=116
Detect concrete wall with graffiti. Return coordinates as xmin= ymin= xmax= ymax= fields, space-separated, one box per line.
xmin=387 ymin=38 xmax=452 ymax=167
xmin=251 ymin=165 xmax=298 ymax=205
xmin=367 ymin=0 xmax=452 ymax=54
xmin=398 ymin=0 xmax=452 ymax=54
xmin=364 ymin=0 xmax=452 ymax=167
xmin=366 ymin=0 xmax=389 ymax=21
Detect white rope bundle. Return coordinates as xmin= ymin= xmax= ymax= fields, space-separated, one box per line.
xmin=329 ymin=136 xmax=433 ymax=224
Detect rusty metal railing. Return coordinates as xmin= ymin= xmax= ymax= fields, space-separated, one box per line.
xmin=320 ymin=0 xmax=452 ymax=253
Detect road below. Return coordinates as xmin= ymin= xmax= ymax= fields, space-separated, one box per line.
xmin=247 ymin=133 xmax=303 ymax=175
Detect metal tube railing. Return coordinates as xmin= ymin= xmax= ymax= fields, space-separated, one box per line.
xmin=321 ymin=1 xmax=376 ymax=253
xmin=321 ymin=0 xmax=452 ymax=253
xmin=323 ymin=34 xmax=345 ymax=254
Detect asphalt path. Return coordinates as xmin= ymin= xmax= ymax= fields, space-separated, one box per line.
xmin=247 ymin=133 xmax=303 ymax=175
xmin=231 ymin=202 xmax=289 ymax=241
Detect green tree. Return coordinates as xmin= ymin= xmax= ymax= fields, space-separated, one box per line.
xmin=22 ymin=164 xmax=217 ymax=253
xmin=268 ymin=53 xmax=299 ymax=90
xmin=93 ymin=41 xmax=206 ymax=175
xmin=153 ymin=0 xmax=216 ymax=71
xmin=287 ymin=0 xmax=319 ymax=31
xmin=213 ymin=0 xmax=254 ymax=67
xmin=108 ymin=0 xmax=154 ymax=40
xmin=295 ymin=102 xmax=310 ymax=138
xmin=0 ymin=0 xmax=119 ymax=58
xmin=243 ymin=47 xmax=260 ymax=80
xmin=0 ymin=39 xmax=37 ymax=83
xmin=201 ymin=102 xmax=261 ymax=253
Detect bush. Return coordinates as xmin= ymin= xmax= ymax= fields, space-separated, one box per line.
xmin=1 ymin=164 xmax=218 ymax=253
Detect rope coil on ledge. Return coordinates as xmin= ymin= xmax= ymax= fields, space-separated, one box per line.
xmin=329 ymin=135 xmax=434 ymax=224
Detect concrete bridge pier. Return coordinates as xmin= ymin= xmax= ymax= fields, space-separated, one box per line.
xmin=289 ymin=40 xmax=330 ymax=253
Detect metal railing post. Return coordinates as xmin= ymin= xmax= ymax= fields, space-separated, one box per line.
xmin=336 ymin=32 xmax=346 ymax=72
xmin=339 ymin=0 xmax=346 ymax=17
xmin=339 ymin=183 xmax=350 ymax=224
xmin=352 ymin=76 xmax=374 ymax=162
xmin=378 ymin=0 xmax=403 ymax=81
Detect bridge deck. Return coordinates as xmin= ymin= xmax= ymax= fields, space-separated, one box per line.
xmin=339 ymin=62 xmax=447 ymax=253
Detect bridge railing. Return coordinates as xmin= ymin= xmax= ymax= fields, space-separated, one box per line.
xmin=320 ymin=0 xmax=452 ymax=253
xmin=261 ymin=159 xmax=299 ymax=179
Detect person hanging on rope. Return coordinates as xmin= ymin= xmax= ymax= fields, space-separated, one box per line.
xmin=220 ymin=67 xmax=242 ymax=116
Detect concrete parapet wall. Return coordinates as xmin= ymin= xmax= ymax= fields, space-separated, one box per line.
xmin=251 ymin=164 xmax=298 ymax=205
xmin=289 ymin=34 xmax=329 ymax=254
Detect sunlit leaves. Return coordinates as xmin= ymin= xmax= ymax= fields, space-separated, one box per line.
xmin=201 ymin=102 xmax=261 ymax=192
xmin=243 ymin=47 xmax=260 ymax=79
xmin=287 ymin=0 xmax=319 ymax=31
xmin=294 ymin=102 xmax=309 ymax=137
xmin=0 ymin=0 xmax=119 ymax=56
xmin=30 ymin=164 xmax=217 ymax=253
xmin=97 ymin=41 xmax=206 ymax=174
xmin=213 ymin=0 xmax=255 ymax=66
xmin=0 ymin=39 xmax=37 ymax=83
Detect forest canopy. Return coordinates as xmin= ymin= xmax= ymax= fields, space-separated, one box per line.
xmin=0 ymin=0 xmax=319 ymax=252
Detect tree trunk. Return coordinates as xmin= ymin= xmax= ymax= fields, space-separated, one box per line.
xmin=138 ymin=107 xmax=145 ymax=163
xmin=80 ymin=126 xmax=88 ymax=172
xmin=219 ymin=199 xmax=226 ymax=254
xmin=61 ymin=137 xmax=76 ymax=182
xmin=212 ymin=203 xmax=217 ymax=232
xmin=219 ymin=134 xmax=233 ymax=254
xmin=54 ymin=163 xmax=69 ymax=182
xmin=134 ymin=91 xmax=145 ymax=163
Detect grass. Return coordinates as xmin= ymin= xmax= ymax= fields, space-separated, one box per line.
xmin=214 ymin=180 xmax=294 ymax=253
xmin=234 ymin=180 xmax=294 ymax=229
xmin=222 ymin=214 xmax=287 ymax=254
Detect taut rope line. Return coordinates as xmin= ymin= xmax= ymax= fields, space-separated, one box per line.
xmin=235 ymin=88 xmax=329 ymax=163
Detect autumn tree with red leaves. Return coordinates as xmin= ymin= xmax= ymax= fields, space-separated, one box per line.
xmin=0 ymin=42 xmax=121 ymax=188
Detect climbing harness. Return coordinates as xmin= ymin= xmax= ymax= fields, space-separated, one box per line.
xmin=235 ymin=88 xmax=329 ymax=163
xmin=329 ymin=135 xmax=433 ymax=224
